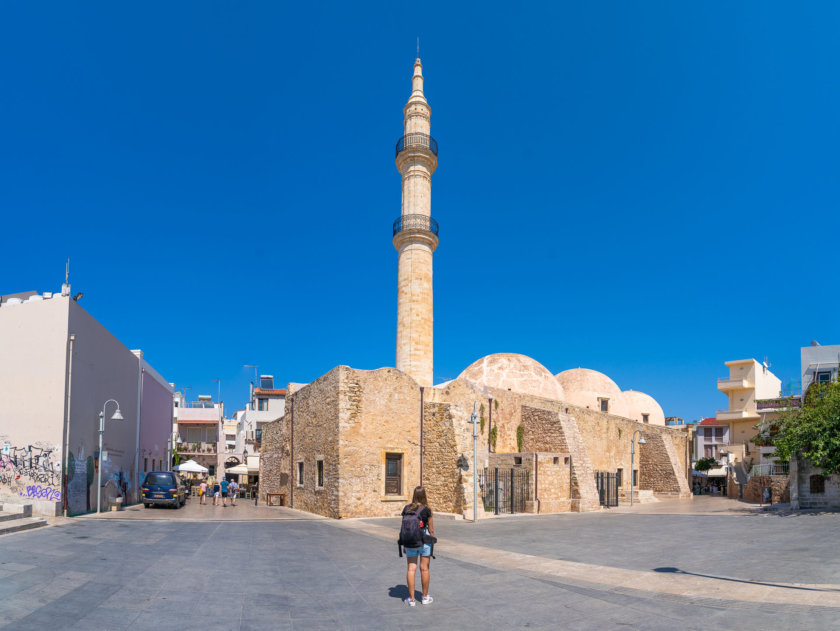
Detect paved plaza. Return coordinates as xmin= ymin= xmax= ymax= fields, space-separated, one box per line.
xmin=0 ymin=498 xmax=838 ymax=630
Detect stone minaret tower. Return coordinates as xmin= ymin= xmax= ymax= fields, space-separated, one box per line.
xmin=393 ymin=58 xmax=438 ymax=387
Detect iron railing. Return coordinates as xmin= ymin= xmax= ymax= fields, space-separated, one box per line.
xmin=478 ymin=468 xmax=529 ymax=515
xmin=749 ymin=463 xmax=789 ymax=477
xmin=594 ymin=471 xmax=619 ymax=507
xmin=393 ymin=214 xmax=439 ymax=237
xmin=395 ymin=133 xmax=438 ymax=158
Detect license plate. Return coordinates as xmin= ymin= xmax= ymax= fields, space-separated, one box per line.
xmin=153 ymin=494 xmax=163 ymax=498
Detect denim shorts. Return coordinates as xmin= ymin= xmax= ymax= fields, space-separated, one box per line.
xmin=405 ymin=543 xmax=431 ymax=558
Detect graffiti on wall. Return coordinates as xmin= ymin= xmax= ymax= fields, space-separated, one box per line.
xmin=0 ymin=444 xmax=62 ymax=489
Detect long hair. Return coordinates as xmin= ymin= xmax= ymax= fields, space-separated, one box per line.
xmin=408 ymin=486 xmax=429 ymax=512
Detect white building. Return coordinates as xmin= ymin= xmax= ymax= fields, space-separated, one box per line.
xmin=801 ymin=341 xmax=840 ymax=393
xmin=0 ymin=288 xmax=172 ymax=517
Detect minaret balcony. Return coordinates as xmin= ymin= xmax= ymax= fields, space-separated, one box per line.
xmin=395 ymin=133 xmax=438 ymax=158
xmin=393 ymin=214 xmax=439 ymax=237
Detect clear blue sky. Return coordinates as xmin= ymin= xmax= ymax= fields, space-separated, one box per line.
xmin=2 ymin=2 xmax=838 ymax=421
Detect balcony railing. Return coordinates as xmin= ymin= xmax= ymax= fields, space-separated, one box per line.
xmin=393 ymin=214 xmax=439 ymax=237
xmin=756 ymin=396 xmax=802 ymax=411
xmin=178 ymin=442 xmax=217 ymax=454
xmin=749 ymin=463 xmax=789 ymax=477
xmin=395 ymin=133 xmax=438 ymax=158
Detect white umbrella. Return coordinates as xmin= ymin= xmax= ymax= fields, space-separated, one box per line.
xmin=226 ymin=464 xmax=249 ymax=475
xmin=174 ymin=459 xmax=208 ymax=473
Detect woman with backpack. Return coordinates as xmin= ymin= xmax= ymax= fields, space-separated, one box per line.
xmin=400 ymin=486 xmax=434 ymax=606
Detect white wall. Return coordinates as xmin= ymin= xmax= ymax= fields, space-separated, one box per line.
xmin=801 ymin=344 xmax=840 ymax=393
xmin=0 ymin=297 xmax=69 ymax=507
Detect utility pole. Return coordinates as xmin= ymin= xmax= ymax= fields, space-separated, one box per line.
xmin=468 ymin=402 xmax=479 ymax=523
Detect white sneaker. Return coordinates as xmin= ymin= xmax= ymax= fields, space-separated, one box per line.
xmin=405 ymin=598 xmax=416 ymax=607
xmin=422 ymin=596 xmax=433 ymax=605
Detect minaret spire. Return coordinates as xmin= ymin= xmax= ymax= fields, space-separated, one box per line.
xmin=393 ymin=57 xmax=439 ymax=387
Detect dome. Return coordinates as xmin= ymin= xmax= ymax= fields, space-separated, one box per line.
xmin=623 ymin=390 xmax=666 ymax=426
xmin=555 ymin=368 xmax=629 ymax=417
xmin=458 ymin=353 xmax=566 ymax=401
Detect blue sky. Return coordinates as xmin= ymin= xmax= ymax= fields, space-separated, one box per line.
xmin=2 ymin=2 xmax=838 ymax=420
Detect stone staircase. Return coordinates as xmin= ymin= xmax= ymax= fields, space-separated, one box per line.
xmin=0 ymin=503 xmax=47 ymax=536
xmin=661 ymin=434 xmax=692 ymax=498
xmin=558 ymin=414 xmax=601 ymax=512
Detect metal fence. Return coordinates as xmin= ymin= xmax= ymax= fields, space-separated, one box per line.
xmin=594 ymin=471 xmax=618 ymax=507
xmin=478 ymin=468 xmax=530 ymax=515
xmin=749 ymin=463 xmax=789 ymax=477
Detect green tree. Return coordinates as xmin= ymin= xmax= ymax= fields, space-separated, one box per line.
xmin=516 ymin=425 xmax=524 ymax=453
xmin=768 ymin=382 xmax=840 ymax=474
xmin=694 ymin=457 xmax=719 ymax=472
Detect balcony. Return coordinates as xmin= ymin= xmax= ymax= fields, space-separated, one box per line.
xmin=756 ymin=396 xmax=801 ymax=412
xmin=717 ymin=376 xmax=752 ymax=391
xmin=393 ymin=214 xmax=439 ymax=237
xmin=395 ymin=133 xmax=438 ymax=158
xmin=178 ymin=442 xmax=217 ymax=455
xmin=716 ymin=408 xmax=757 ymax=421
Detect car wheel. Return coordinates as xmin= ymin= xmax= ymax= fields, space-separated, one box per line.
xmin=144 ymin=503 xmax=150 ymax=508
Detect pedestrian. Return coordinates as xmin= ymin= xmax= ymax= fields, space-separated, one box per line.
xmin=401 ymin=486 xmax=434 ymax=606
xmin=220 ymin=477 xmax=230 ymax=507
xmin=199 ymin=479 xmax=207 ymax=505
xmin=229 ymin=479 xmax=238 ymax=506
xmin=213 ymin=480 xmax=220 ymax=506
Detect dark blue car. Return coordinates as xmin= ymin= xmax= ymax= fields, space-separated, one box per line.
xmin=141 ymin=471 xmax=187 ymax=508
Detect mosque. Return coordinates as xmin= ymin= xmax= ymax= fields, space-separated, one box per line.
xmin=259 ymin=59 xmax=691 ymax=518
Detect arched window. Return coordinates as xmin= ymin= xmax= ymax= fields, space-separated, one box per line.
xmin=810 ymin=474 xmax=825 ymax=494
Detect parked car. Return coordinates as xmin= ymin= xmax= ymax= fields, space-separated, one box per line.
xmin=141 ymin=471 xmax=187 ymax=508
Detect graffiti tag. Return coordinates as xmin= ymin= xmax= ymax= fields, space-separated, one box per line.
xmin=19 ymin=485 xmax=62 ymax=502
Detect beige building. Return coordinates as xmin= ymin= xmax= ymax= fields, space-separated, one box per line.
xmin=716 ymin=359 xmax=781 ymax=471
xmin=259 ymin=59 xmax=691 ymax=519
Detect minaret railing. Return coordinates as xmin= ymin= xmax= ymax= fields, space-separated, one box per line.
xmin=395 ymin=133 xmax=438 ymax=158
xmin=393 ymin=214 xmax=439 ymax=237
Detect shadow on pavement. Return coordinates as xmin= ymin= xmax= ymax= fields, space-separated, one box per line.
xmin=653 ymin=566 xmax=840 ymax=592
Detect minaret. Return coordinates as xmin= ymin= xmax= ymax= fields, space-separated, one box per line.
xmin=393 ymin=58 xmax=438 ymax=387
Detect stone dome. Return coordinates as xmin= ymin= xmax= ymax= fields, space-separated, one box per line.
xmin=555 ymin=368 xmax=630 ymax=418
xmin=623 ymin=390 xmax=666 ymax=426
xmin=459 ymin=353 xmax=566 ymax=401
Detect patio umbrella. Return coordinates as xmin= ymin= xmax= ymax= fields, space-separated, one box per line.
xmin=173 ymin=459 xmax=208 ymax=473
xmin=226 ymin=464 xmax=249 ymax=475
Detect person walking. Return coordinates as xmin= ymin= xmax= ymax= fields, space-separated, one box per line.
xmin=220 ymin=477 xmax=230 ymax=507
xmin=212 ymin=480 xmax=220 ymax=506
xmin=229 ymin=479 xmax=238 ymax=506
xmin=199 ymin=479 xmax=207 ymax=505
xmin=401 ymin=486 xmax=434 ymax=606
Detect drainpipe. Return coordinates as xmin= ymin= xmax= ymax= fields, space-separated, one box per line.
xmin=62 ymin=333 xmax=76 ymax=517
xmin=419 ymin=387 xmax=424 ymax=486
xmin=135 ymin=358 xmax=143 ymax=504
xmin=289 ymin=397 xmax=294 ymax=509
xmin=534 ymin=452 xmax=540 ymax=514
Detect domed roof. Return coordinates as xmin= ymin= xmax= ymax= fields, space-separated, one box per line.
xmin=555 ymin=368 xmax=629 ymax=417
xmin=623 ymin=390 xmax=666 ymax=426
xmin=458 ymin=353 xmax=566 ymax=401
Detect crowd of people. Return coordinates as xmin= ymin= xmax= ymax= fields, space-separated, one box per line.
xmin=184 ymin=475 xmax=246 ymax=507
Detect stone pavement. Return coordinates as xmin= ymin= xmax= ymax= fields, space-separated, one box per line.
xmin=84 ymin=495 xmax=321 ymax=522
xmin=0 ymin=504 xmax=838 ymax=630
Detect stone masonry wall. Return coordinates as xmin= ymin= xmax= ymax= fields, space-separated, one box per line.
xmin=793 ymin=460 xmax=840 ymax=509
xmin=337 ymin=367 xmax=421 ymax=518
xmin=422 ymin=401 xmax=467 ymax=516
xmin=743 ymin=475 xmax=789 ymax=504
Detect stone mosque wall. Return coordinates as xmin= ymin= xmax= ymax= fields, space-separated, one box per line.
xmin=260 ymin=367 xmax=691 ymax=519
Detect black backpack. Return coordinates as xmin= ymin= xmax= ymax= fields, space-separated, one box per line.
xmin=398 ymin=505 xmax=436 ymax=558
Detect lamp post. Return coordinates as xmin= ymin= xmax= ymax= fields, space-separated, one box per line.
xmin=468 ymin=402 xmax=479 ymax=523
xmin=98 ymin=399 xmax=124 ymax=514
xmin=630 ymin=429 xmax=646 ymax=507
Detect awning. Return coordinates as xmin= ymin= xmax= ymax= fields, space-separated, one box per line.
xmin=226 ymin=464 xmax=249 ymax=475
xmin=173 ymin=459 xmax=209 ymax=473
xmin=693 ymin=466 xmax=727 ymax=478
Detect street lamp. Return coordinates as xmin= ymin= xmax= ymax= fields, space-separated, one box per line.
xmin=630 ymin=429 xmax=646 ymax=507
xmin=98 ymin=399 xmax=123 ymax=514
xmin=468 ymin=402 xmax=479 ymax=523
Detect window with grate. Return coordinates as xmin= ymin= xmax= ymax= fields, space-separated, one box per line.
xmin=642 ymin=414 xmax=649 ymax=424
xmin=316 ymin=459 xmax=324 ymax=488
xmin=600 ymin=399 xmax=609 ymax=412
xmin=616 ymin=468 xmax=623 ymax=487
xmin=297 ymin=461 xmax=304 ymax=487
xmin=385 ymin=453 xmax=402 ymax=495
